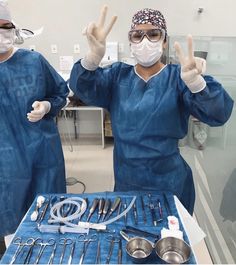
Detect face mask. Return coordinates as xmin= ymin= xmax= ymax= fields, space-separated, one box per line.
xmin=130 ymin=37 xmax=163 ymax=67
xmin=0 ymin=28 xmax=15 ymax=54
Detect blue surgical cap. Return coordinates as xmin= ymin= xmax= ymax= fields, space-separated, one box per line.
xmin=0 ymin=1 xmax=12 ymax=22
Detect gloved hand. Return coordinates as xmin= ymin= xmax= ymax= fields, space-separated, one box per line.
xmin=174 ymin=35 xmax=206 ymax=93
xmin=81 ymin=5 xmax=117 ymax=71
xmin=27 ymin=101 xmax=51 ymax=122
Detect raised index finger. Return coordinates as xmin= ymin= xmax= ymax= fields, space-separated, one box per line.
xmin=97 ymin=5 xmax=108 ymax=28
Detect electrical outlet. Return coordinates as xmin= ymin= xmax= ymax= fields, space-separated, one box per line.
xmin=51 ymin=44 xmax=58 ymax=54
xmin=29 ymin=45 xmax=36 ymax=51
xmin=118 ymin=43 xmax=124 ymax=53
xmin=74 ymin=44 xmax=80 ymax=54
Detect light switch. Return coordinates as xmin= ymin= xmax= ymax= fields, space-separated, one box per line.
xmin=51 ymin=44 xmax=58 ymax=54
xmin=74 ymin=44 xmax=80 ymax=54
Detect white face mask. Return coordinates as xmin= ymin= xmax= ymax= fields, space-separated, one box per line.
xmin=0 ymin=28 xmax=15 ymax=54
xmin=130 ymin=38 xmax=163 ymax=67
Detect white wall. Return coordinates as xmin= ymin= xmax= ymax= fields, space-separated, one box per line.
xmin=8 ymin=0 xmax=236 ymax=70
xmin=7 ymin=0 xmax=236 ymax=135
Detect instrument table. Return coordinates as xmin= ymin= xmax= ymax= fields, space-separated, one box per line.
xmin=1 ymin=191 xmax=196 ymax=264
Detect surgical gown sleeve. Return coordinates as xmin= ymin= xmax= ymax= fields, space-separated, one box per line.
xmin=179 ymin=72 xmax=234 ymax=126
xmin=69 ymin=60 xmax=115 ymax=109
xmin=38 ymin=54 xmax=69 ymax=117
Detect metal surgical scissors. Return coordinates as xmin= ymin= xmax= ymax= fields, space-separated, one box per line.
xmin=34 ymin=238 xmax=56 ymax=264
xmin=105 ymin=235 xmax=120 ymax=264
xmin=10 ymin=237 xmax=35 ymax=265
xmin=23 ymin=238 xmax=42 ymax=264
xmin=78 ymin=234 xmax=98 ymax=265
xmin=58 ymin=238 xmax=73 ymax=265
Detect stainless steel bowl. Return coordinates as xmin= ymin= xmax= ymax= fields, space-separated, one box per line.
xmin=120 ymin=230 xmax=153 ymax=262
xmin=154 ymin=237 xmax=191 ymax=264
xmin=126 ymin=237 xmax=153 ymax=259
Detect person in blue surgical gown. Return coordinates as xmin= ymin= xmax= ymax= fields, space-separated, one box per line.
xmin=0 ymin=2 xmax=69 ymax=237
xmin=69 ymin=7 xmax=234 ymax=215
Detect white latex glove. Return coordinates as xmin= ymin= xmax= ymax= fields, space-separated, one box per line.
xmin=27 ymin=101 xmax=51 ymax=122
xmin=81 ymin=5 xmax=117 ymax=71
xmin=174 ymin=35 xmax=206 ymax=93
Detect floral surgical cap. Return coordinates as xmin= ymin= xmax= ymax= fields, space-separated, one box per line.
xmin=131 ymin=8 xmax=167 ymax=34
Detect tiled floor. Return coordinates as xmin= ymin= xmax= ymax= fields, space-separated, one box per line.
xmin=64 ymin=140 xmax=114 ymax=194
xmin=63 ymin=140 xmax=213 ymax=264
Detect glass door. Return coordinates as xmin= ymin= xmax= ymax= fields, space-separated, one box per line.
xmin=168 ymin=36 xmax=236 ymax=263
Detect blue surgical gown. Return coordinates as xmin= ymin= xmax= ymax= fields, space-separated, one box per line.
xmin=70 ymin=61 xmax=234 ymax=215
xmin=0 ymin=49 xmax=69 ymax=236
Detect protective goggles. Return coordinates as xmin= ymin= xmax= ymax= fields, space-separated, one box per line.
xmin=128 ymin=28 xmax=165 ymax=43
xmin=0 ymin=23 xmax=15 ymax=30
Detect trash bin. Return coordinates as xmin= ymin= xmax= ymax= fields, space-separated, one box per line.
xmin=188 ymin=116 xmax=208 ymax=150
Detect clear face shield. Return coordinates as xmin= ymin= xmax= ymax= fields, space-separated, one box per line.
xmin=14 ymin=28 xmax=34 ymax=44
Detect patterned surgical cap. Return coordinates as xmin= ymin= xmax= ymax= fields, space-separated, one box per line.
xmin=131 ymin=8 xmax=167 ymax=34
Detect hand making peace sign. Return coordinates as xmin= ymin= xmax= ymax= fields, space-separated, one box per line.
xmin=85 ymin=5 xmax=117 ymax=44
xmin=82 ymin=6 xmax=117 ymax=70
xmin=174 ymin=35 xmax=206 ymax=93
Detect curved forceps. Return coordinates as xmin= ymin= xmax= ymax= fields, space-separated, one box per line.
xmin=78 ymin=234 xmax=98 ymax=265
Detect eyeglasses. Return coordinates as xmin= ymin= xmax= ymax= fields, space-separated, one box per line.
xmin=0 ymin=23 xmax=15 ymax=30
xmin=128 ymin=28 xmax=165 ymax=43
